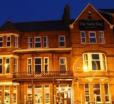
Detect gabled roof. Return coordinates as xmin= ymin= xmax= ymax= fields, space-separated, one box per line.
xmin=71 ymin=3 xmax=113 ymax=27
xmin=0 ymin=20 xmax=70 ymax=32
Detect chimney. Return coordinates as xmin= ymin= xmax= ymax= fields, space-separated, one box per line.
xmin=62 ymin=4 xmax=70 ymax=24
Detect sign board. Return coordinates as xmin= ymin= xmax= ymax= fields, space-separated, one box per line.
xmin=79 ymin=20 xmax=104 ymax=30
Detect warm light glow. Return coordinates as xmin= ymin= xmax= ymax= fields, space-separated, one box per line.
xmin=83 ymin=65 xmax=88 ymax=72
xmin=5 ymin=63 xmax=8 ymax=69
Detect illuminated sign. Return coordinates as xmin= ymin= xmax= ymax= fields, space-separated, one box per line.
xmin=79 ymin=20 xmax=104 ymax=30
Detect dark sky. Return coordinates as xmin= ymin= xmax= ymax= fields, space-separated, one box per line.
xmin=0 ymin=0 xmax=114 ymax=25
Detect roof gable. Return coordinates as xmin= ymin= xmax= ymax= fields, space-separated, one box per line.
xmin=70 ymin=3 xmax=112 ymax=28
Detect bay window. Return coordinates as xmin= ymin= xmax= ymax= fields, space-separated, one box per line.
xmin=35 ymin=58 xmax=42 ymax=74
xmin=27 ymin=58 xmax=32 ymax=74
xmin=83 ymin=53 xmax=106 ymax=71
xmin=5 ymin=58 xmax=10 ymax=74
xmin=35 ymin=37 xmax=41 ymax=48
xmin=6 ymin=36 xmax=11 ymax=47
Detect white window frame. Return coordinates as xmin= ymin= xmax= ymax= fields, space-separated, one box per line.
xmin=44 ymin=85 xmax=50 ymax=104
xmin=27 ymin=85 xmax=32 ymax=103
xmin=27 ymin=58 xmax=32 ymax=74
xmin=14 ymin=58 xmax=18 ymax=73
xmin=58 ymin=35 xmax=66 ymax=47
xmin=89 ymin=31 xmax=97 ymax=44
xmin=28 ymin=37 xmax=33 ymax=48
xmin=44 ymin=57 xmax=49 ymax=73
xmin=99 ymin=31 xmax=105 ymax=44
xmin=34 ymin=57 xmax=42 ymax=74
xmin=14 ymin=36 xmax=18 ymax=48
xmin=80 ymin=31 xmax=86 ymax=44
xmin=34 ymin=36 xmax=41 ymax=48
xmin=84 ymin=83 xmax=90 ymax=103
xmin=83 ymin=53 xmax=107 ymax=71
xmin=0 ymin=36 xmax=3 ymax=48
xmin=43 ymin=36 xmax=48 ymax=48
xmin=5 ymin=58 xmax=10 ymax=74
xmin=6 ymin=36 xmax=11 ymax=47
xmin=59 ymin=57 xmax=67 ymax=73
xmin=12 ymin=86 xmax=17 ymax=104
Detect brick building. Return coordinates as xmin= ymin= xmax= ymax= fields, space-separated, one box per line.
xmin=0 ymin=3 xmax=114 ymax=104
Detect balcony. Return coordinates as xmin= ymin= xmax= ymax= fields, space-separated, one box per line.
xmin=13 ymin=71 xmax=73 ymax=82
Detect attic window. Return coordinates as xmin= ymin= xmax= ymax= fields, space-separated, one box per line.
xmin=88 ymin=11 xmax=92 ymax=19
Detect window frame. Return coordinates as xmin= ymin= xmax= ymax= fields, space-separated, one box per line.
xmin=0 ymin=36 xmax=3 ymax=48
xmin=58 ymin=35 xmax=66 ymax=47
xmin=89 ymin=31 xmax=97 ymax=44
xmin=34 ymin=36 xmax=41 ymax=48
xmin=0 ymin=58 xmax=3 ymax=74
xmin=27 ymin=58 xmax=32 ymax=74
xmin=99 ymin=31 xmax=105 ymax=44
xmin=6 ymin=36 xmax=11 ymax=47
xmin=80 ymin=31 xmax=86 ymax=44
xmin=14 ymin=36 xmax=18 ymax=48
xmin=5 ymin=58 xmax=10 ymax=74
xmin=28 ymin=37 xmax=33 ymax=48
xmin=44 ymin=57 xmax=49 ymax=73
xmin=43 ymin=36 xmax=48 ymax=48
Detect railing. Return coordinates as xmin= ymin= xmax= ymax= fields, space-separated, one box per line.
xmin=13 ymin=71 xmax=73 ymax=80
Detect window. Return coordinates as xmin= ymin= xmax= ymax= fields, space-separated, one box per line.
xmin=4 ymin=86 xmax=10 ymax=104
xmin=5 ymin=58 xmax=10 ymax=74
xmin=83 ymin=53 xmax=106 ymax=71
xmin=59 ymin=57 xmax=67 ymax=73
xmin=104 ymin=84 xmax=111 ymax=103
xmin=14 ymin=58 xmax=18 ymax=73
xmin=28 ymin=37 xmax=33 ymax=48
xmin=35 ymin=58 xmax=42 ymax=74
xmin=14 ymin=36 xmax=18 ymax=48
xmin=44 ymin=57 xmax=49 ymax=73
xmin=35 ymin=37 xmax=41 ymax=48
xmin=99 ymin=31 xmax=105 ymax=44
xmin=59 ymin=35 xmax=65 ymax=47
xmin=84 ymin=84 xmax=90 ymax=103
xmin=89 ymin=32 xmax=96 ymax=43
xmin=43 ymin=36 xmax=48 ymax=48
xmin=27 ymin=85 xmax=32 ymax=103
xmin=12 ymin=86 xmax=17 ymax=104
xmin=0 ymin=58 xmax=2 ymax=74
xmin=27 ymin=58 xmax=32 ymax=74
xmin=0 ymin=37 xmax=3 ymax=47
xmin=44 ymin=85 xmax=50 ymax=104
xmin=80 ymin=31 xmax=86 ymax=43
xmin=6 ymin=36 xmax=11 ymax=47
xmin=93 ymin=84 xmax=101 ymax=103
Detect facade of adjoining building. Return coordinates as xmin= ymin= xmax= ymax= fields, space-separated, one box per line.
xmin=0 ymin=3 xmax=114 ymax=104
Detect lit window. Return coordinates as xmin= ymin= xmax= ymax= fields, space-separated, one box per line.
xmin=5 ymin=58 xmax=10 ymax=74
xmin=59 ymin=57 xmax=67 ymax=73
xmin=14 ymin=36 xmax=18 ymax=48
xmin=89 ymin=32 xmax=96 ymax=43
xmin=59 ymin=35 xmax=65 ymax=47
xmin=44 ymin=85 xmax=50 ymax=104
xmin=4 ymin=86 xmax=10 ymax=104
xmin=84 ymin=84 xmax=90 ymax=103
xmin=44 ymin=57 xmax=49 ymax=73
xmin=43 ymin=36 xmax=48 ymax=48
xmin=80 ymin=31 xmax=86 ymax=44
xmin=35 ymin=37 xmax=41 ymax=48
xmin=0 ymin=58 xmax=2 ymax=74
xmin=99 ymin=31 xmax=105 ymax=44
xmin=14 ymin=58 xmax=18 ymax=73
xmin=0 ymin=37 xmax=3 ymax=47
xmin=83 ymin=53 xmax=106 ymax=71
xmin=28 ymin=37 xmax=33 ymax=48
xmin=94 ymin=84 xmax=101 ymax=103
xmin=35 ymin=58 xmax=42 ymax=74
xmin=27 ymin=85 xmax=32 ymax=103
xmin=27 ymin=58 xmax=32 ymax=74
xmin=6 ymin=36 xmax=11 ymax=47
xmin=104 ymin=84 xmax=111 ymax=103
xmin=12 ymin=86 xmax=17 ymax=104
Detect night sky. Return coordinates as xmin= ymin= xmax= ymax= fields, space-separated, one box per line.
xmin=0 ymin=0 xmax=114 ymax=25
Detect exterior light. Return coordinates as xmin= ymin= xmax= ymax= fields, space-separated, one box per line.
xmin=83 ymin=65 xmax=88 ymax=72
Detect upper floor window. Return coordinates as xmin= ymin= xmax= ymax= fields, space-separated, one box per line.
xmin=89 ymin=32 xmax=96 ymax=43
xmin=14 ymin=36 xmax=18 ymax=48
xmin=59 ymin=35 xmax=65 ymax=47
xmin=43 ymin=36 xmax=48 ymax=48
xmin=0 ymin=37 xmax=3 ymax=47
xmin=83 ymin=53 xmax=106 ymax=71
xmin=59 ymin=57 xmax=67 ymax=73
xmin=35 ymin=58 xmax=42 ymax=74
xmin=99 ymin=31 xmax=105 ymax=44
xmin=35 ymin=37 xmax=41 ymax=48
xmin=44 ymin=57 xmax=49 ymax=73
xmin=5 ymin=58 xmax=10 ymax=74
xmin=80 ymin=31 xmax=86 ymax=44
xmin=28 ymin=37 xmax=33 ymax=48
xmin=14 ymin=58 xmax=18 ymax=73
xmin=6 ymin=36 xmax=11 ymax=47
xmin=27 ymin=58 xmax=32 ymax=74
